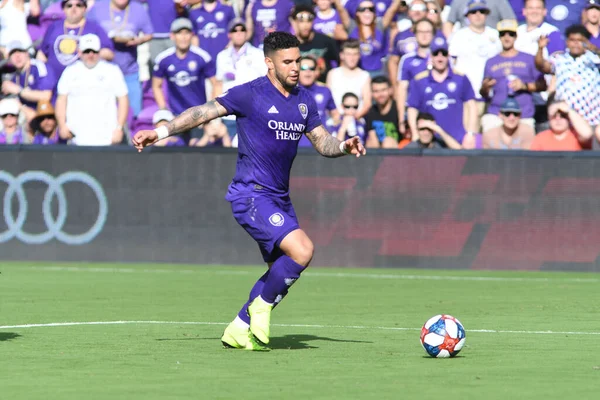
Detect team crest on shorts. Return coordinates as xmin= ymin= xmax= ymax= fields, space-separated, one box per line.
xmin=298 ymin=103 xmax=308 ymax=119
xmin=269 ymin=212 xmax=285 ymax=227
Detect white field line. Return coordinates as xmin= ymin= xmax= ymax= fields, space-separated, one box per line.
xmin=0 ymin=320 xmax=599 ymax=336
xmin=17 ymin=265 xmax=600 ymax=283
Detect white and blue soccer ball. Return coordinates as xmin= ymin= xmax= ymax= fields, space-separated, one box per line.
xmin=420 ymin=314 xmax=466 ymax=358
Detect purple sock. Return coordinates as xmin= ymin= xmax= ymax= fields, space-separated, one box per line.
xmin=237 ymin=270 xmax=270 ymax=324
xmin=260 ymin=255 xmax=305 ymax=304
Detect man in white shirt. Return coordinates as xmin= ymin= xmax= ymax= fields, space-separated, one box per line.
xmin=215 ymin=18 xmax=267 ymax=137
xmin=449 ymin=0 xmax=502 ymax=117
xmin=55 ymin=33 xmax=129 ymax=146
xmin=514 ymin=0 xmax=562 ymax=57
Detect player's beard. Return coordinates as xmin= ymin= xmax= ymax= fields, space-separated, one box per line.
xmin=276 ymin=70 xmax=298 ymax=90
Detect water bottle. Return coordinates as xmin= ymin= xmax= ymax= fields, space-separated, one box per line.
xmin=507 ymin=74 xmax=517 ymax=96
xmin=347 ymin=118 xmax=357 ymax=137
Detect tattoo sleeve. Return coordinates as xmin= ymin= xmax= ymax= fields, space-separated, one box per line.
xmin=305 ymin=124 xmax=346 ymax=158
xmin=166 ymin=100 xmax=228 ymax=137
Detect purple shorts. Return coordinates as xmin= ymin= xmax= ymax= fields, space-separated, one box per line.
xmin=231 ymin=194 xmax=300 ymax=263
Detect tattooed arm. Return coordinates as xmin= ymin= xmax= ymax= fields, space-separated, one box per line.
xmin=305 ymin=125 xmax=367 ymax=158
xmin=165 ymin=100 xmax=228 ymax=138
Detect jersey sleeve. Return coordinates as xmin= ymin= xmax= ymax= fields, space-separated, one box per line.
xmin=152 ymin=57 xmax=167 ymax=78
xmin=305 ymin=95 xmax=321 ymax=133
xmin=398 ymin=55 xmax=411 ymax=81
xmin=204 ymin=58 xmax=217 ymax=79
xmin=325 ymin=91 xmax=337 ymax=112
xmin=93 ymin=23 xmax=114 ymax=51
xmin=215 ymin=83 xmax=247 ymax=117
xmin=406 ymin=81 xmax=423 ymax=109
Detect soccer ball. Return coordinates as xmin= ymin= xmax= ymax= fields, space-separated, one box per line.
xmin=420 ymin=314 xmax=466 ymax=358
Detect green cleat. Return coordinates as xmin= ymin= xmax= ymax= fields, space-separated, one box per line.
xmin=247 ymin=295 xmax=273 ymax=345
xmin=221 ymin=320 xmax=270 ymax=351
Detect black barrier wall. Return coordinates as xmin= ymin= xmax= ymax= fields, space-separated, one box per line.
xmin=2 ymin=148 xmax=600 ymax=272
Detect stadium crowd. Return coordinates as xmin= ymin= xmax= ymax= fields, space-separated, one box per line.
xmin=0 ymin=0 xmax=598 ymax=150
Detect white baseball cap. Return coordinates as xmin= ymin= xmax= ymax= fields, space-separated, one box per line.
xmin=0 ymin=99 xmax=20 ymax=116
xmin=153 ymin=109 xmax=175 ymax=125
xmin=79 ymin=33 xmax=101 ymax=52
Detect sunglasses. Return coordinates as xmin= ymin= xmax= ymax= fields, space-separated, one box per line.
xmin=343 ymin=104 xmax=359 ymax=109
xmin=357 ymin=6 xmax=375 ymax=13
xmin=410 ymin=4 xmax=427 ymax=12
xmin=295 ymin=13 xmax=315 ymax=21
xmin=64 ymin=2 xmax=85 ymax=9
xmin=550 ymin=111 xmax=568 ymax=120
xmin=501 ymin=111 xmax=521 ymax=117
xmin=432 ymin=49 xmax=448 ymax=56
xmin=428 ymin=9 xmax=439 ymax=14
xmin=82 ymin=49 xmax=98 ymax=54
xmin=300 ymin=65 xmax=316 ymax=71
xmin=230 ymin=27 xmax=246 ymax=33
xmin=467 ymin=9 xmax=488 ymax=15
xmin=500 ymin=31 xmax=517 ymax=37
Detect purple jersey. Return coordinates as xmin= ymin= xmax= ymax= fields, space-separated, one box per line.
xmin=89 ymin=1 xmax=154 ymax=75
xmin=41 ymin=19 xmax=114 ymax=77
xmin=349 ymin=27 xmax=387 ymax=72
xmin=304 ymin=83 xmax=336 ymax=125
xmin=144 ymin=0 xmax=178 ymax=37
xmin=153 ymin=46 xmax=216 ymax=115
xmin=313 ymin=9 xmax=341 ymax=38
xmin=250 ymin=0 xmax=294 ymax=48
xmin=545 ymin=0 xmax=586 ymax=36
xmin=398 ymin=52 xmax=430 ymax=82
xmin=407 ymin=70 xmax=476 ymax=143
xmin=12 ymin=60 xmax=56 ymax=109
xmin=189 ymin=2 xmax=235 ymax=61
xmin=216 ymin=76 xmax=321 ymax=199
xmin=483 ymin=52 xmax=542 ymax=118
xmin=32 ymin=132 xmax=60 ymax=145
xmin=0 ymin=128 xmax=24 ymax=144
xmin=391 ymin=29 xmax=446 ymax=58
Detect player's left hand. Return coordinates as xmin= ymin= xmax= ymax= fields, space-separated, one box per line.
xmin=343 ymin=136 xmax=366 ymax=158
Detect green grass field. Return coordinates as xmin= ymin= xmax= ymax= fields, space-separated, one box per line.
xmin=1 ymin=262 xmax=599 ymax=399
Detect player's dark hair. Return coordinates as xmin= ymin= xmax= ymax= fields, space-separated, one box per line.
xmin=417 ymin=112 xmax=436 ymax=122
xmin=341 ymin=39 xmax=361 ymax=52
xmin=263 ymin=32 xmax=301 ymax=57
xmin=412 ymin=18 xmax=436 ymax=34
xmin=291 ymin=4 xmax=316 ymax=19
xmin=371 ymin=75 xmax=391 ymax=86
xmin=565 ymin=24 xmax=591 ymax=40
xmin=341 ymin=92 xmax=359 ymax=103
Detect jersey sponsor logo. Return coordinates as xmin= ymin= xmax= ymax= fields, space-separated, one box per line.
xmin=199 ymin=22 xmax=225 ymax=39
xmin=170 ymin=71 xmax=199 ymax=87
xmin=268 ymin=105 xmax=279 ymax=114
xmin=269 ymin=212 xmax=285 ymax=227
xmin=298 ymin=103 xmax=308 ymax=119
xmin=256 ymin=8 xmax=276 ymax=28
xmin=268 ymin=120 xmax=306 ymax=141
xmin=427 ymin=93 xmax=457 ymax=111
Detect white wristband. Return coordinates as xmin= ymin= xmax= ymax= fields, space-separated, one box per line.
xmin=339 ymin=141 xmax=349 ymax=155
xmin=154 ymin=125 xmax=169 ymax=141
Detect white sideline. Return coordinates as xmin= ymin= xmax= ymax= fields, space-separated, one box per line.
xmin=20 ymin=265 xmax=600 ymax=283
xmin=0 ymin=320 xmax=599 ymax=336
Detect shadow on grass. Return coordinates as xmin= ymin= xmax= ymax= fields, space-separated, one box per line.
xmin=269 ymin=334 xmax=372 ymax=350
xmin=0 ymin=332 xmax=22 ymax=342
xmin=156 ymin=337 xmax=219 ymax=341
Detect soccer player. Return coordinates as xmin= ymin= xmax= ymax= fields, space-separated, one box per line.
xmin=132 ymin=32 xmax=366 ymax=351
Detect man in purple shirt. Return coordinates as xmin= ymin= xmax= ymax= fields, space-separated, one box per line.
xmin=189 ymin=0 xmax=235 ymax=63
xmin=246 ymin=0 xmax=294 ymax=48
xmin=88 ymin=0 xmax=154 ymax=116
xmin=152 ymin=18 xmax=216 ymax=144
xmin=39 ymin=0 xmax=114 ymax=79
xmin=480 ymin=19 xmax=546 ymax=132
xmin=1 ymin=41 xmax=55 ymax=119
xmin=407 ymin=39 xmax=479 ymax=144
xmin=584 ymin=0 xmax=600 ymax=48
xmin=133 ymin=32 xmax=366 ymax=351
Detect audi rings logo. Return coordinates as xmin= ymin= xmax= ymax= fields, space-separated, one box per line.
xmin=0 ymin=171 xmax=108 ymax=245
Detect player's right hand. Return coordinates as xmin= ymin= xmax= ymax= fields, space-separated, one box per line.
xmin=132 ymin=130 xmax=158 ymax=152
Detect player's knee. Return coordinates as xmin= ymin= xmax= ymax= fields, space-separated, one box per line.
xmin=290 ymin=238 xmax=314 ymax=267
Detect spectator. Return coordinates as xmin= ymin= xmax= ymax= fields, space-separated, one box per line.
xmin=88 ymin=0 xmax=154 ymax=117
xmin=29 ymin=100 xmax=62 ymax=144
xmin=347 ymin=0 xmax=392 ymax=20
xmin=384 ymin=0 xmax=427 ymax=43
xmin=1 ymin=40 xmax=54 ymax=122
xmin=152 ymin=18 xmax=217 ymax=144
xmin=245 ymin=0 xmax=294 ymax=49
xmin=215 ymin=18 xmax=266 ymax=138
xmin=443 ymin=0 xmax=516 ymax=37
xmin=152 ymin=109 xmax=184 ymax=147
xmin=449 ymin=0 xmax=502 ymax=107
xmin=332 ymin=92 xmax=367 ymax=144
xmin=39 ymin=0 xmax=114 ymax=78
xmin=544 ymin=0 xmax=586 ymax=35
xmin=194 ymin=119 xmax=232 ymax=147
xmin=514 ymin=0 xmax=562 ymax=57
xmin=407 ymin=39 xmax=478 ymax=146
xmin=425 ymin=0 xmax=444 ymax=30
xmin=365 ymin=75 xmax=401 ymax=148
xmin=326 ymin=39 xmax=371 ymax=118
xmin=0 ymin=0 xmax=39 ymax=56
xmin=313 ymin=0 xmax=350 ymax=40
xmin=0 ymin=98 xmax=24 ymax=144
xmin=188 ymin=0 xmax=235 ymax=63
xmin=298 ymin=56 xmax=339 ymax=126
xmin=535 ymin=24 xmax=600 ymax=128
xmin=404 ymin=111 xmax=462 ymax=149
xmin=530 ymin=99 xmax=593 ymax=150
xmin=292 ymin=5 xmax=340 ymax=83
xmin=482 ymin=97 xmax=535 ymax=149
xmin=584 ymin=0 xmax=600 ymax=47
xmin=480 ymin=19 xmax=546 ymax=132
xmin=55 ymin=34 xmax=129 ymax=146
xmin=396 ymin=20 xmax=445 ymax=135
xmin=349 ymin=0 xmax=388 ymax=76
